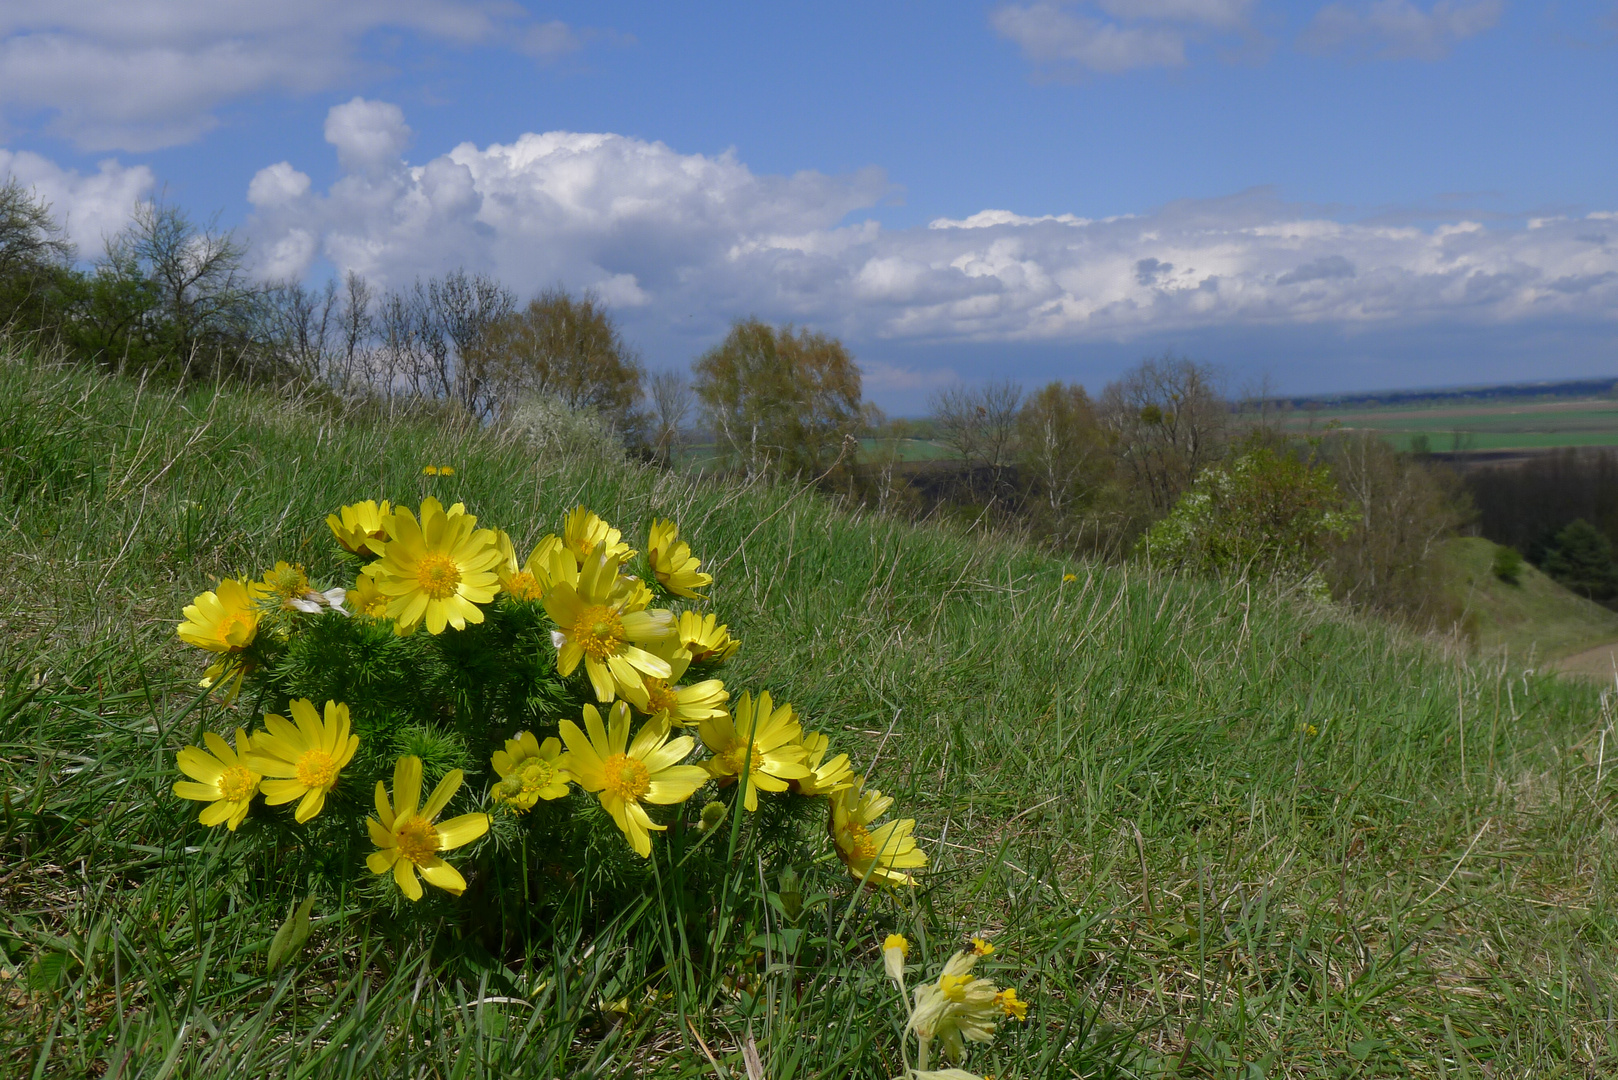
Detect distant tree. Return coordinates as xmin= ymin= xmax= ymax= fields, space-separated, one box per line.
xmin=475 ymin=287 xmax=642 ymax=428
xmin=648 ymin=369 xmax=692 ymax=466
xmin=0 ymin=179 xmax=76 ymax=336
xmin=1016 ymin=381 xmax=1110 ymax=535
xmin=930 ymin=379 xmax=1022 ymax=475
xmin=692 ymin=319 xmax=863 ymax=479
xmin=1542 ymin=518 xmax=1618 ymax=600
xmin=1099 ymin=354 xmax=1228 ymax=517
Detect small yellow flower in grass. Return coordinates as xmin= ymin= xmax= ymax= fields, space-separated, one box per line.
xmin=543 ymin=542 xmax=676 ymax=703
xmin=327 ymin=499 xmax=392 ymax=557
xmin=699 ymin=690 xmax=810 ymax=811
xmin=173 ymin=728 xmax=261 ymax=831
xmin=562 ymin=505 xmax=634 ymax=566
xmin=346 ymin=573 xmax=391 ymax=618
xmin=994 ymin=987 xmax=1028 ymax=1021
xmin=830 ymin=776 xmax=927 ymax=887
xmin=646 ymin=519 xmax=713 ymax=599
xmin=970 ymin=937 xmax=994 ymax=957
xmin=561 ymin=702 xmax=709 ymax=857
xmin=1062 ymin=572 xmax=1078 ymax=583
xmin=422 ymin=465 xmax=438 ymax=476
xmin=882 ymin=933 xmax=910 ymax=987
xmin=367 ymin=755 xmax=489 ymax=900
xmin=177 ymin=578 xmax=262 ymax=654
xmin=491 ymin=731 xmax=573 ymax=810
xmin=440 ymin=466 xmax=455 ymax=476
xmin=908 ymin=951 xmax=1002 ymax=1066
xmin=792 ymin=729 xmax=854 ymax=796
xmin=365 ymin=497 xmax=502 ymax=634
xmin=247 ymin=699 xmax=359 ymax=823
xmin=623 ymin=652 xmax=728 ymax=726
xmin=677 ymin=611 xmax=740 ymax=664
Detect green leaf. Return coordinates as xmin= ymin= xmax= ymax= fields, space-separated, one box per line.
xmin=266 ymin=895 xmax=315 ymax=974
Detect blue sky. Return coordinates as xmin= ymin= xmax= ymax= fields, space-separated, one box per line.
xmin=2 ymin=1 xmax=1616 ymax=411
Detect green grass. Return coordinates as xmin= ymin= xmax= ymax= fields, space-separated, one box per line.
xmin=3 ymin=351 xmax=1618 ymax=1077
xmin=1271 ymin=398 xmax=1618 ymax=453
xmin=1442 ymin=536 xmax=1618 ymax=661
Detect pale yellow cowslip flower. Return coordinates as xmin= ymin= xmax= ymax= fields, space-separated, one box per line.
xmin=908 ymin=951 xmax=1000 ymax=1068
xmin=883 ymin=933 xmax=910 ymax=989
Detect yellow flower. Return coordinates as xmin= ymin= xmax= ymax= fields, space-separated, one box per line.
xmin=562 ymin=505 xmax=634 ymax=566
xmin=496 ymin=531 xmax=567 ymax=602
xmin=198 ymin=657 xmax=249 ymax=702
xmin=366 ymin=755 xmax=489 ymax=900
xmin=422 ymin=465 xmax=438 ymax=476
xmin=883 ymin=933 xmax=910 ymax=987
xmin=698 ymin=690 xmax=810 ymax=812
xmin=677 ymin=611 xmax=741 ymax=665
xmin=830 ymin=777 xmax=927 ymax=888
xmin=908 ymin=951 xmax=1001 ymax=1066
xmin=622 ymin=652 xmax=728 ymax=726
xmin=542 ymin=542 xmax=676 ymax=703
xmin=970 ymin=937 xmax=994 ymax=957
xmin=560 ymin=702 xmax=709 ymax=857
xmin=327 ymin=499 xmax=392 ymax=557
xmin=994 ymin=987 xmax=1028 ymax=1021
xmin=255 ymin=561 xmax=311 ymax=611
xmin=646 ymin=519 xmax=713 ymax=599
xmin=491 ymin=731 xmax=573 ymax=810
xmin=177 ymin=578 xmax=262 ymax=655
xmin=346 ymin=573 xmax=392 ymax=618
xmin=792 ymin=730 xmax=854 ymax=796
xmin=614 ymin=573 xmax=654 ymax=612
xmin=173 ymin=727 xmax=261 ymax=831
xmin=364 ymin=497 xmax=503 ymax=635
xmin=247 ymin=699 xmax=359 ymax=823
xmin=440 ymin=466 xmax=455 ymax=476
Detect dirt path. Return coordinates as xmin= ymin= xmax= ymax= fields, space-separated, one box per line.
xmin=1552 ymin=639 xmax=1618 ymax=682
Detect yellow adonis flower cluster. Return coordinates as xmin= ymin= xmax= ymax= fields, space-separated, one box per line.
xmin=172 ymin=500 xmax=930 ymax=891
xmin=881 ymin=934 xmax=1030 ymax=1078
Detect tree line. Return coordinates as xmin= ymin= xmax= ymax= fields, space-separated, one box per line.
xmin=1 ymin=180 xmax=1479 ymax=630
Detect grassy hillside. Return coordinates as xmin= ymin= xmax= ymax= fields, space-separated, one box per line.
xmin=2 ymin=352 xmax=1617 ymax=1078
xmin=1443 ymin=535 xmax=1618 ymax=662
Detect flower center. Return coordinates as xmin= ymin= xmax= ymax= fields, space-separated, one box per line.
xmin=842 ymin=821 xmax=878 ymax=861
xmin=518 ymin=759 xmax=555 ymax=791
xmin=719 ymin=741 xmax=765 ymax=778
xmin=271 ymin=565 xmax=308 ymax=601
xmin=573 ymin=605 xmax=625 ymax=660
xmin=416 ymin=552 xmax=462 ymax=600
xmin=295 ymin=748 xmax=338 ymax=790
xmin=601 ymin=752 xmax=651 ymax=802
xmin=396 ymin=816 xmax=440 ymax=865
xmin=644 ymin=680 xmax=678 ymax=716
xmin=939 ymin=974 xmax=970 ymax=1002
xmin=216 ymin=611 xmax=258 ymax=649
xmin=217 ymin=764 xmax=257 ymax=802
xmin=505 ymin=571 xmax=544 ymax=602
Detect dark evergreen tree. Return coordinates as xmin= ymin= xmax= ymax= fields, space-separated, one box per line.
xmin=1542 ymin=518 xmax=1618 ymax=600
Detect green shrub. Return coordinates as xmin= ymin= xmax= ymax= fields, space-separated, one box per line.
xmin=1492 ymin=543 xmax=1524 ymax=584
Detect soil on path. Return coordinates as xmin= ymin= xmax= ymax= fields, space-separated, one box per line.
xmin=1553 ymin=639 xmax=1618 ymax=682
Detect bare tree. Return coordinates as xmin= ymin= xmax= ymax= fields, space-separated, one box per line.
xmin=649 ymin=369 xmax=692 ymax=466
xmin=429 ymin=268 xmax=516 ymax=418
xmin=0 ymin=178 xmax=74 ymax=281
xmin=1099 ymin=354 xmax=1228 ymax=515
xmin=336 ymin=271 xmax=374 ymax=393
xmin=263 ymin=278 xmax=339 ymax=385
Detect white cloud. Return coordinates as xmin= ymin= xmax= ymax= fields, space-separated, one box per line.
xmin=324 ymin=98 xmax=413 ymax=175
xmin=0 ymin=2 xmax=603 ymax=151
xmin=246 ymin=162 xmax=311 ymax=208
xmin=992 ymin=0 xmax=1257 ymax=74
xmin=0 ymin=149 xmax=153 ymax=258
xmin=246 ymin=105 xmax=1618 ymax=359
xmin=1300 ymin=0 xmax=1504 ymax=60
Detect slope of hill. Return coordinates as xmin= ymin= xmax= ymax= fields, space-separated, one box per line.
xmin=1442 ymin=535 xmax=1618 ymax=662
xmin=1 ymin=351 xmax=1614 ymax=1077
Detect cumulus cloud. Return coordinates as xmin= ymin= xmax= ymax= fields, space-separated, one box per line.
xmin=1299 ymin=0 xmax=1504 ymax=60
xmin=0 ymin=2 xmax=607 ymax=151
xmin=245 ymin=104 xmax=1618 ymax=360
xmin=991 ymin=0 xmax=1256 ymax=74
xmin=0 ymin=148 xmax=153 ymax=258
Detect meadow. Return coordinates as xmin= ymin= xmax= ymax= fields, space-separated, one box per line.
xmin=1274 ymin=396 xmax=1618 ymax=455
xmin=3 ymin=349 xmax=1618 ymax=1078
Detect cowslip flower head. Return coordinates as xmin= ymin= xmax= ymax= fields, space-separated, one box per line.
xmin=830 ymin=777 xmax=927 ymax=888
xmin=677 ymin=611 xmax=740 ymax=665
xmin=622 ymin=652 xmax=728 ymax=726
xmin=699 ymin=690 xmax=810 ymax=811
xmin=883 ymin=933 xmax=910 ymax=988
xmin=364 ymin=497 xmax=503 ymax=635
xmin=491 ymin=731 xmax=573 ymax=810
xmin=247 ymin=699 xmax=359 ymax=823
xmin=560 ymin=702 xmax=708 ymax=857
xmin=908 ymin=951 xmax=1001 ymax=1066
xmin=173 ymin=728 xmax=261 ymax=831
xmin=367 ymin=755 xmax=489 ymax=900
xmin=543 ymin=542 xmax=676 ymax=703
xmin=177 ymin=578 xmax=262 ymax=655
xmin=646 ymin=519 xmax=713 ymax=599
xmin=562 ymin=506 xmax=634 ymax=567
xmin=792 ymin=729 xmax=854 ymax=796
xmin=327 ymin=500 xmax=392 ymax=557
